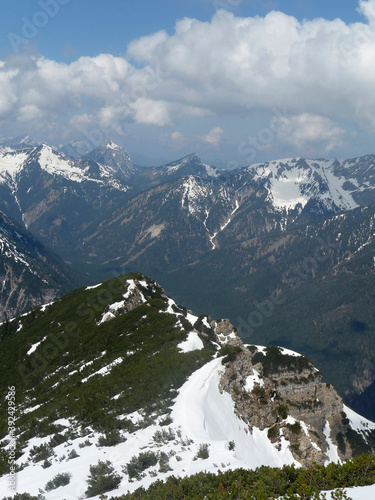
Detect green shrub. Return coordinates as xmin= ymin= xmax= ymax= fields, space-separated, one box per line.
xmin=219 ymin=345 xmax=242 ymax=364
xmin=124 ymin=451 xmax=159 ymax=479
xmin=252 ymin=385 xmax=268 ymax=404
xmin=45 ymin=472 xmax=72 ymax=491
xmin=158 ymin=452 xmax=172 ymax=473
xmin=79 ymin=439 xmax=92 ymax=448
xmin=276 ymin=404 xmax=289 ymax=420
xmin=195 ymin=443 xmax=209 ymax=460
xmin=29 ymin=443 xmax=54 ymax=463
xmin=106 ymin=453 xmax=375 ymax=500
xmin=287 ymin=422 xmax=302 ymax=435
xmin=267 ymin=425 xmax=279 ymax=441
xmin=97 ymin=429 xmax=126 ymax=447
xmin=85 ymin=460 xmax=121 ymax=497
xmin=252 ymin=345 xmax=311 ymax=377
xmin=67 ymin=449 xmax=79 ymax=459
xmin=1 ymin=494 xmax=45 ymax=500
xmin=49 ymin=433 xmax=67 ymax=447
xmin=153 ymin=428 xmax=175 ymax=444
xmin=159 ymin=415 xmax=173 ymax=427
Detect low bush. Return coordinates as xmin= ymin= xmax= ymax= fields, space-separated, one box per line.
xmin=195 ymin=443 xmax=209 ymax=460
xmin=97 ymin=429 xmax=126 ymax=447
xmin=85 ymin=460 xmax=121 ymax=497
xmin=124 ymin=451 xmax=159 ymax=480
xmin=45 ymin=472 xmax=71 ymax=491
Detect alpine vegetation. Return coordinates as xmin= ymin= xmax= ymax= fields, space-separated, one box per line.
xmin=0 ymin=273 xmax=375 ymax=498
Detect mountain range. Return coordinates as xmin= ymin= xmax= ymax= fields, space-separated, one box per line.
xmin=1 ymin=137 xmax=375 ymax=422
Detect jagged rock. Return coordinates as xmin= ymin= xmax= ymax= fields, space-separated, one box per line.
xmin=212 ymin=318 xmax=234 ymax=335
xmin=218 ymin=335 xmax=375 ymax=467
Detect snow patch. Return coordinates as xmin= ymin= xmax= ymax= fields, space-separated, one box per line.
xmin=244 ymin=369 xmax=264 ymax=392
xmin=27 ymin=336 xmax=47 ymax=355
xmin=279 ymin=346 xmax=303 ymax=357
xmin=40 ymin=301 xmax=55 ymax=312
xmin=178 ymin=332 xmax=204 ymax=353
xmin=81 ymin=357 xmax=123 ymax=383
xmin=85 ymin=283 xmax=102 ymax=290
xmin=343 ymin=405 xmax=375 ymax=432
xmin=323 ymin=421 xmax=341 ymax=465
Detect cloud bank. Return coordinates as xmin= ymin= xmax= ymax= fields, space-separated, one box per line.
xmin=1 ymin=0 xmax=375 ymax=157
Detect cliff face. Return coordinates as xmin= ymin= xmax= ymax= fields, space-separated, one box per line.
xmin=213 ymin=320 xmax=375 ymax=468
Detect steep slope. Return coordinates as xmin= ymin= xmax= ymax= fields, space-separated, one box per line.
xmin=159 ymin=204 xmax=375 ymax=417
xmin=131 ymin=153 xmax=222 ymax=192
xmin=0 ymin=274 xmax=374 ymax=499
xmin=57 ymin=153 xmax=375 ymax=272
xmin=0 ymin=211 xmax=82 ymax=322
xmin=2 ymin=141 xmax=375 ymax=270
xmin=83 ymin=139 xmax=140 ymax=180
xmin=0 ymin=143 xmax=133 ymax=258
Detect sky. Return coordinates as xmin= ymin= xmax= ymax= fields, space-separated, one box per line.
xmin=0 ymin=0 xmax=375 ymax=166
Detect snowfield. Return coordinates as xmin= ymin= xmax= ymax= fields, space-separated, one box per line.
xmin=1 ymin=353 xmax=375 ymax=499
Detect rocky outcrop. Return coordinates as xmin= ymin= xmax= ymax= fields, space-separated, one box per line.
xmin=216 ymin=322 xmax=375 ymax=467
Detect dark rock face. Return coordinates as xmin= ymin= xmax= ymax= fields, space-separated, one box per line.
xmin=215 ymin=322 xmax=375 ymax=467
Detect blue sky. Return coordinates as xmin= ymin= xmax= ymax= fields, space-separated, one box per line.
xmin=0 ymin=0 xmax=374 ymax=165
xmin=0 ymin=1 xmax=365 ymax=62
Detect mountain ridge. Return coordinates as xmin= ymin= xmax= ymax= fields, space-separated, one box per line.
xmin=1 ymin=137 xmax=375 ymax=419
xmin=1 ymin=273 xmax=374 ymax=499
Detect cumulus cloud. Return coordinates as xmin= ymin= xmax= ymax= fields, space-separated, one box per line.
xmin=1 ymin=0 xmax=375 ymax=154
xmin=200 ymin=126 xmax=224 ymax=147
xmin=276 ymin=113 xmax=345 ymax=153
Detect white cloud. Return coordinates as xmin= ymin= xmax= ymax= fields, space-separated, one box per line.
xmin=276 ymin=113 xmax=345 ymax=153
xmin=358 ymin=0 xmax=375 ymax=22
xmin=132 ymin=98 xmax=170 ymax=126
xmin=201 ymin=126 xmax=224 ymax=147
xmin=161 ymin=131 xmax=189 ymax=150
xmin=1 ymin=1 xmax=375 ymax=154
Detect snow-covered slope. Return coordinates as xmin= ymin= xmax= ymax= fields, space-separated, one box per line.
xmin=0 ymin=143 xmax=132 ymax=192
xmin=249 ymin=157 xmax=359 ymax=212
xmin=1 ymin=274 xmax=375 ymax=499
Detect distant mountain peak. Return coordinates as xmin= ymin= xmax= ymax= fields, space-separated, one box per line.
xmin=82 ymin=139 xmax=139 ymax=180
xmin=0 ymin=135 xmax=40 ymax=149
xmin=100 ymin=138 xmax=122 ymax=150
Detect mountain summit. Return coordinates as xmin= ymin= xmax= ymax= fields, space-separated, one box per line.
xmin=83 ymin=139 xmax=140 ymax=180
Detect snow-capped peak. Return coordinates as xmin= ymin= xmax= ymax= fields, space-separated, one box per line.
xmin=99 ymin=138 xmax=122 ymax=151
